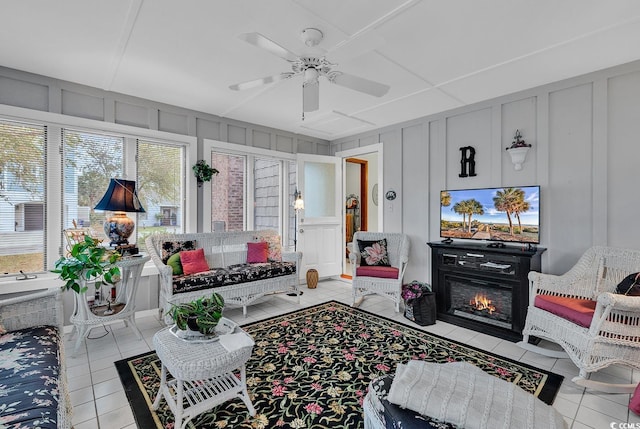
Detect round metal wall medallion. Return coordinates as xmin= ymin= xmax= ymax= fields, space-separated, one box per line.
xmin=385 ymin=190 xmax=396 ymax=201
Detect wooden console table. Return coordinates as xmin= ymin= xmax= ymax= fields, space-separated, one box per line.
xmin=68 ymin=255 xmax=150 ymax=355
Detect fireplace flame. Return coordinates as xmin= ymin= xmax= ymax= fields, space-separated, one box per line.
xmin=470 ymin=293 xmax=496 ymax=314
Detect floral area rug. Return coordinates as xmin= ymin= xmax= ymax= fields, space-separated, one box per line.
xmin=116 ymin=301 xmax=563 ymax=429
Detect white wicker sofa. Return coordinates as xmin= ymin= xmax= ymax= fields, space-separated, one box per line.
xmin=147 ymin=230 xmax=301 ymax=318
xmin=0 ymin=288 xmax=72 ymax=428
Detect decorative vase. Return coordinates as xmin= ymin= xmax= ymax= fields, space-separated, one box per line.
xmin=306 ymin=269 xmax=318 ymax=289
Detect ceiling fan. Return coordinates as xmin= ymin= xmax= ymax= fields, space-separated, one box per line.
xmin=229 ymin=28 xmax=390 ymax=119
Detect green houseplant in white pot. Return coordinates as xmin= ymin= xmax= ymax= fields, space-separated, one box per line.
xmin=52 ymin=235 xmax=121 ymax=294
xmin=169 ymin=292 xmax=225 ymax=336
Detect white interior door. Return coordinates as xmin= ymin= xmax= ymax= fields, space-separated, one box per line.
xmin=297 ymin=153 xmax=342 ymax=279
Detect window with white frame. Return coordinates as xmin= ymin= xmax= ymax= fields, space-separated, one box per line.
xmin=207 ymin=143 xmax=297 ymax=248
xmin=0 ymin=107 xmax=194 ymax=278
xmin=136 ymin=140 xmax=186 ymax=251
xmin=62 ymin=132 xmax=187 ymax=254
xmin=0 ymin=120 xmax=46 ymax=275
xmin=62 ymin=129 xmax=124 ymax=233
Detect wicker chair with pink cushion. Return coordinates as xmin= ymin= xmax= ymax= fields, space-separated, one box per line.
xmin=350 ymin=231 xmax=410 ymax=312
xmin=517 ymin=246 xmax=640 ymax=393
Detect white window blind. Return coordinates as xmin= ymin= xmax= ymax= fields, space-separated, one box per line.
xmin=136 ymin=139 xmax=186 ymax=251
xmin=62 ymin=128 xmax=124 ymax=235
xmin=0 ymin=120 xmax=46 ymax=275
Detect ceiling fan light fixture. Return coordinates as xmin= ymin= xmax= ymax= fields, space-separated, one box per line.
xmin=303 ymin=67 xmax=319 ymax=84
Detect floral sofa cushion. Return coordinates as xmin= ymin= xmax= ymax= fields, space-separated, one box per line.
xmin=0 ymin=325 xmax=62 ymax=429
xmin=172 ymin=261 xmax=297 ymax=295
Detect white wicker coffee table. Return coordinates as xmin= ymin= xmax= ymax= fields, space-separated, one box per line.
xmin=152 ymin=318 xmax=256 ymax=429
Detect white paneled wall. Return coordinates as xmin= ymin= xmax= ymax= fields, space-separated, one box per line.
xmin=331 ymin=60 xmax=640 ymax=280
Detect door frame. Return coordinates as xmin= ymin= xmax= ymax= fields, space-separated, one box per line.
xmin=345 ymin=157 xmax=368 ymax=232
xmin=336 ymin=143 xmax=384 ymax=276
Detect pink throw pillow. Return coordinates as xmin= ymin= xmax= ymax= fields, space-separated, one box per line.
xmin=247 ymin=241 xmax=268 ymax=263
xmin=180 ymin=248 xmax=210 ymax=275
xmin=630 ymin=383 xmax=640 ymax=415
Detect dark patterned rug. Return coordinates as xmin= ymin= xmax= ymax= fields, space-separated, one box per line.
xmin=116 ymin=301 xmax=563 ymax=429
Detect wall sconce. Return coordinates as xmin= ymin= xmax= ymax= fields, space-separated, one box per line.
xmin=506 ymin=130 xmax=532 ymax=171
xmin=293 ymin=189 xmax=304 ymax=251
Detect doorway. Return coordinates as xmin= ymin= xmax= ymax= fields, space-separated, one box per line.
xmin=345 ymin=157 xmax=368 ymax=243
xmin=338 ymin=146 xmax=383 ymax=277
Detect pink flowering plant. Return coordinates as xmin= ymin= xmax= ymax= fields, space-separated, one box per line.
xmin=401 ymin=280 xmax=432 ymax=301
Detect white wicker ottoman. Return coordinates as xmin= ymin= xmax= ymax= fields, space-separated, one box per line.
xmin=152 ymin=319 xmax=256 ymax=429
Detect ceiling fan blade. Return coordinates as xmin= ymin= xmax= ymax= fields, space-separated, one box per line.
xmin=329 ymin=72 xmax=390 ymax=97
xmin=303 ymin=80 xmax=319 ymax=112
xmin=229 ymin=72 xmax=295 ymax=91
xmin=238 ymin=33 xmax=298 ymax=62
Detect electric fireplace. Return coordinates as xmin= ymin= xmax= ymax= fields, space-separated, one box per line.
xmin=428 ymin=241 xmax=545 ymax=341
xmin=447 ymin=276 xmax=513 ymax=330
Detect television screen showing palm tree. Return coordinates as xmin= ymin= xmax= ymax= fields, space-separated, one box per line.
xmin=440 ymin=186 xmax=540 ymax=244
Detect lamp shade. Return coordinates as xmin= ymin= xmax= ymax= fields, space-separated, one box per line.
xmin=94 ymin=179 xmax=145 ymax=246
xmin=94 ymin=179 xmax=145 ymax=213
xmin=294 ymin=189 xmax=304 ymax=211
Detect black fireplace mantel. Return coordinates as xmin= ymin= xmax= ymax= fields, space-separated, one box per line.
xmin=428 ymin=241 xmax=546 ymax=342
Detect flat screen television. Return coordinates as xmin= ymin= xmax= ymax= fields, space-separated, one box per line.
xmin=440 ymin=185 xmax=540 ymax=244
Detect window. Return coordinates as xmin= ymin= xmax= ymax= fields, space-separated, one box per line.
xmin=62 ymin=129 xmax=123 ymax=233
xmin=0 ymin=120 xmax=46 ymax=275
xmin=205 ymin=140 xmax=297 ymax=248
xmin=137 ymin=140 xmax=186 ymax=250
xmin=287 ymin=160 xmax=297 ymax=249
xmin=62 ymin=131 xmax=188 ymax=252
xmin=254 ymin=158 xmax=280 ymax=231
xmin=0 ymin=108 xmax=196 ymax=280
xmin=211 ymin=152 xmax=246 ymax=232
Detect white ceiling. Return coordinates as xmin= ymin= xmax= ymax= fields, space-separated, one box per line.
xmin=2 ymin=0 xmax=640 ymax=140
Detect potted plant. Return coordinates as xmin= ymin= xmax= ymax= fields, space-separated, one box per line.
xmin=169 ymin=292 xmax=225 ymax=336
xmin=506 ymin=130 xmax=532 ymax=171
xmin=52 ymin=235 xmax=121 ymax=294
xmin=192 ymin=160 xmax=219 ymax=187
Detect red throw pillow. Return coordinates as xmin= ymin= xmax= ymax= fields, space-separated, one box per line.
xmin=180 ymin=248 xmax=209 ymax=275
xmin=247 ymin=241 xmax=268 ymax=263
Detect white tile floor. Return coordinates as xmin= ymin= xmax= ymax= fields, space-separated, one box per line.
xmin=65 ymin=279 xmax=640 ymax=428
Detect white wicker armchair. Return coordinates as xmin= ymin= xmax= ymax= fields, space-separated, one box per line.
xmin=517 ymin=246 xmax=640 ymax=393
xmin=350 ymin=232 xmax=410 ymax=312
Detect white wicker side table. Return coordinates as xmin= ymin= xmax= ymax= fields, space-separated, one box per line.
xmin=152 ymin=318 xmax=256 ymax=429
xmin=69 ymin=254 xmax=150 ymax=356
